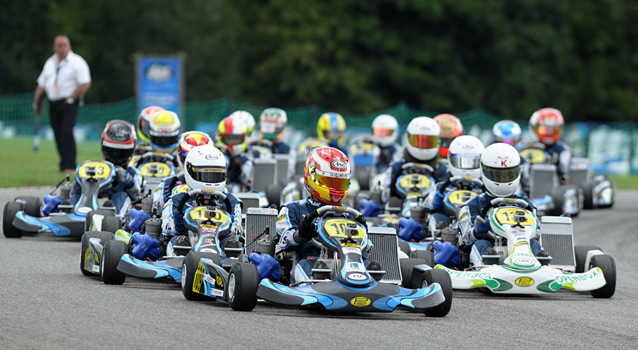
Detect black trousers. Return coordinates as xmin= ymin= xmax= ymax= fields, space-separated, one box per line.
xmin=49 ymin=100 xmax=79 ymax=171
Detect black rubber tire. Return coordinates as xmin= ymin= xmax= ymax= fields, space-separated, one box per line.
xmin=101 ymin=216 xmax=121 ymax=234
xmin=101 ymin=239 xmax=128 ymax=285
xmin=80 ymin=231 xmax=114 ymax=276
xmin=549 ymin=188 xmax=566 ymax=216
xmin=16 ymin=196 xmax=42 ymax=217
xmin=265 ymin=183 xmax=281 ymax=209
xmin=399 ymin=258 xmax=428 ymax=289
xmin=574 ymin=245 xmax=602 ymax=273
xmin=582 ymin=181 xmax=595 ymax=210
xmin=589 ymin=254 xmax=616 ymax=298
xmin=422 ymin=269 xmax=453 ymax=317
xmin=398 ymin=240 xmax=411 ymax=257
xmin=182 ymin=252 xmax=222 ymax=301
xmin=226 ymin=262 xmax=259 ymax=311
xmin=84 ymin=210 xmax=117 ymax=232
xmin=410 ymin=249 xmax=435 ymax=267
xmin=3 ymin=201 xmax=23 ymax=238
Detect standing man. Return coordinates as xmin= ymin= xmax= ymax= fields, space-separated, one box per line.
xmin=33 ymin=35 xmax=91 ymax=175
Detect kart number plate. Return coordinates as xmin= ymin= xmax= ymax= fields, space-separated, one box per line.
xmin=323 ymin=218 xmax=365 ymax=239
xmin=397 ymin=174 xmax=431 ymax=190
xmin=520 ymin=148 xmax=547 ymax=164
xmin=139 ymin=162 xmax=171 ymax=177
xmin=448 ymin=190 xmax=477 ymax=205
xmin=77 ymin=161 xmax=112 ymax=179
xmin=188 ymin=207 xmax=229 ymax=225
xmin=494 ymin=208 xmax=534 ymax=226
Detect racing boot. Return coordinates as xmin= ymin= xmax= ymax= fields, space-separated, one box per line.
xmin=223 ymin=237 xmax=242 ymax=258
xmin=367 ymin=260 xmax=383 ymax=281
xmin=483 ymin=247 xmax=499 ymax=265
xmin=312 ymin=259 xmax=331 ymax=280
xmin=535 ymin=249 xmax=551 ymax=266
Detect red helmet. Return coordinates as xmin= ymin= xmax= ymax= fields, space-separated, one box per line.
xmin=434 ymin=114 xmax=463 ymax=157
xmin=101 ymin=120 xmax=136 ymax=166
xmin=304 ymin=146 xmax=351 ymax=205
xmin=177 ymin=131 xmax=212 ymax=167
xmin=530 ymin=108 xmax=564 ymax=145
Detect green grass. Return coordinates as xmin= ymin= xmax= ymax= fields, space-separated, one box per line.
xmin=1 ymin=135 xmax=638 ymax=189
xmin=0 ymin=136 xmax=102 ymax=187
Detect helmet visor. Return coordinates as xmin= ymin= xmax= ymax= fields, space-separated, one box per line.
xmin=536 ymin=125 xmax=562 ymax=136
xmin=187 ymin=165 xmax=227 ymax=183
xmin=138 ymin=119 xmax=150 ymax=138
xmin=221 ymin=134 xmax=246 ymax=146
xmin=150 ymin=134 xmax=179 ymax=147
xmin=313 ymin=172 xmax=350 ymax=191
xmin=482 ymin=164 xmax=521 ymax=183
xmin=408 ymin=133 xmax=439 ymax=149
xmin=373 ymin=127 xmax=394 ymax=138
xmin=103 ymin=147 xmax=133 ymax=166
xmin=325 ymin=130 xmax=343 ymax=140
xmin=449 ymin=153 xmax=481 ymax=170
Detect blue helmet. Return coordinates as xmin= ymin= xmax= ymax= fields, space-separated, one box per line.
xmin=492 ymin=120 xmax=522 ymax=146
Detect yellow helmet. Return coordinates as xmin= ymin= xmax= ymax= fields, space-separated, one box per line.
xmin=317 ymin=112 xmax=346 ymax=148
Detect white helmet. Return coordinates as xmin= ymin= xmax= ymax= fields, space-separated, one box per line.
xmin=405 ymin=116 xmax=440 ymax=161
xmin=480 ymin=143 xmax=521 ymax=197
xmin=229 ymin=110 xmax=256 ymax=135
xmin=372 ymin=114 xmax=399 ymax=147
xmin=184 ymin=144 xmax=227 ymax=193
xmin=448 ymin=135 xmax=484 ymax=179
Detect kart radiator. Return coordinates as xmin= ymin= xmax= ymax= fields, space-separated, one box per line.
xmin=252 ymin=158 xmax=277 ymax=193
xmin=274 ymin=155 xmax=289 ymax=185
xmin=568 ymin=157 xmax=589 ymax=186
xmin=235 ymin=193 xmax=260 ymax=214
xmin=367 ymin=226 xmax=402 ymax=283
xmin=530 ymin=164 xmax=557 ymax=199
xmin=539 ymin=216 xmax=576 ymax=270
xmin=244 ymin=207 xmax=278 ymax=255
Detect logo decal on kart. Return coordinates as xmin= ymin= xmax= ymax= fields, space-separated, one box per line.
xmin=350 ymin=297 xmax=371 ymax=307
xmin=348 ymin=273 xmax=367 ymax=281
xmin=515 ymin=277 xmax=534 ymax=287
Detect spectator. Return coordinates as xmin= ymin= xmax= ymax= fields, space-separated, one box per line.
xmin=33 ymin=35 xmax=91 ymax=175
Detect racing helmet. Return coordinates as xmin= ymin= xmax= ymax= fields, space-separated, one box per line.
xmin=136 ymin=106 xmax=165 ymax=145
xmin=184 ymin=144 xmax=227 ymax=192
xmin=177 ymin=131 xmax=212 ymax=168
xmin=304 ymin=146 xmax=351 ymax=205
xmin=317 ymin=112 xmax=346 ymax=148
xmin=530 ymin=108 xmax=564 ymax=146
xmin=434 ymin=114 xmax=463 ymax=158
xmin=149 ymin=110 xmax=181 ymax=154
xmin=480 ymin=143 xmax=521 ymax=197
xmin=229 ymin=110 xmax=256 ymax=135
xmin=492 ymin=120 xmax=522 ymax=146
xmin=101 ymin=120 xmax=136 ymax=166
xmin=372 ymin=114 xmax=399 ymax=147
xmin=405 ymin=116 xmax=440 ymax=162
xmin=447 ymin=135 xmax=484 ymax=179
xmin=216 ymin=116 xmax=248 ymax=156
xmin=259 ymin=107 xmax=287 ymax=142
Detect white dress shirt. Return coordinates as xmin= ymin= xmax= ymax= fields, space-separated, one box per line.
xmin=36 ymin=50 xmax=91 ymax=102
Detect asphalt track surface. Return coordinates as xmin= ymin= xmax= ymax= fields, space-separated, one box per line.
xmin=1 ymin=187 xmax=637 ymax=350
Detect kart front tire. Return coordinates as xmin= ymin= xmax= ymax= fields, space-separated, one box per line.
xmin=590 ymin=254 xmax=616 ymax=298
xmin=101 ymin=239 xmax=127 ymax=285
xmin=3 ymin=201 xmax=23 ymax=238
xmin=410 ymin=249 xmax=435 ymax=267
xmin=101 ymin=216 xmax=121 ymax=234
xmin=182 ymin=252 xmax=222 ymax=301
xmin=582 ymin=181 xmax=595 ymax=210
xmin=16 ymin=196 xmax=42 ymax=217
xmin=80 ymin=231 xmax=114 ymax=276
xmin=422 ymin=269 xmax=453 ymax=317
xmin=399 ymin=258 xmax=428 ymax=289
xmin=574 ymin=245 xmax=602 ymax=273
xmin=85 ymin=210 xmax=116 ymax=232
xmin=226 ymin=262 xmax=259 ymax=311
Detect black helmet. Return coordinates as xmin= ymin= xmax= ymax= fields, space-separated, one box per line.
xmin=101 ymin=120 xmax=136 ymax=166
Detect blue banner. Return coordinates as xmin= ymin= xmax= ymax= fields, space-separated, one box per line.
xmin=137 ymin=56 xmax=182 ymax=115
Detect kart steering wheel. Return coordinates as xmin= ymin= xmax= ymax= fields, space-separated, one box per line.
xmin=176 ymin=189 xmax=233 ymax=216
xmin=141 ymin=151 xmax=175 ymax=162
xmin=401 ymin=162 xmax=435 ymax=174
xmin=477 ymin=197 xmax=532 ymax=223
xmin=307 ymin=206 xmax=367 ymax=248
xmin=438 ymin=176 xmax=484 ymax=194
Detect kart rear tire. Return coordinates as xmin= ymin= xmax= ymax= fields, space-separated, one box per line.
xmin=16 ymin=196 xmax=42 ymax=217
xmin=582 ymin=181 xmax=594 ymax=210
xmin=101 ymin=216 xmax=121 ymax=234
xmin=574 ymin=245 xmax=602 ymax=273
xmin=422 ymin=269 xmax=453 ymax=317
xmin=226 ymin=262 xmax=259 ymax=311
xmin=410 ymin=249 xmax=435 ymax=267
xmin=398 ymin=240 xmax=411 ymax=257
xmin=400 ymin=258 xmax=428 ymax=289
xmin=265 ymin=183 xmax=281 ymax=209
xmin=101 ymin=239 xmax=128 ymax=285
xmin=182 ymin=252 xmax=222 ymax=301
xmin=589 ymin=254 xmax=616 ymax=298
xmin=3 ymin=201 xmax=23 ymax=238
xmin=549 ymin=188 xmax=566 ymax=216
xmin=80 ymin=231 xmax=114 ymax=276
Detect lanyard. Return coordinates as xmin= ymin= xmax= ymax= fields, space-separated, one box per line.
xmin=54 ymin=59 xmax=67 ymax=88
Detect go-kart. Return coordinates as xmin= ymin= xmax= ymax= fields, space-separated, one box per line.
xmin=3 ymin=160 xmax=116 ymax=238
xmin=440 ymin=197 xmax=615 ymax=298
xmin=81 ymin=189 xmax=243 ymax=284
xmin=187 ymin=205 xmax=452 ymax=315
xmin=519 ymin=145 xmax=581 ymax=216
xmin=568 ymin=157 xmax=615 ymax=209
xmin=138 ymin=160 xmax=175 ymax=195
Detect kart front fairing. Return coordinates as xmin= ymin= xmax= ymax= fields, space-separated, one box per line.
xmin=257 ymin=279 xmax=445 ymax=312
xmin=116 ymin=254 xmax=184 ymax=282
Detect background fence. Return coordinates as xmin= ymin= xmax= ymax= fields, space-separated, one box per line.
xmin=1 ymin=92 xmax=636 ymax=174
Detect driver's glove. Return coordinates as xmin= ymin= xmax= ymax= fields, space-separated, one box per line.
xmin=296 ymin=215 xmax=316 ymax=242
xmin=115 ymin=167 xmax=133 ymax=187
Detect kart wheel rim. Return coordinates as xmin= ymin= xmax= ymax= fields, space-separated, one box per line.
xmin=181 ymin=265 xmax=187 ymax=289
xmin=228 ymin=274 xmax=236 ymax=301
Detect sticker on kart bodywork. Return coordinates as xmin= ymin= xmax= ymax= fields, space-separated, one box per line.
xmin=351 ymin=297 xmax=371 ymax=307
xmin=77 ymin=161 xmax=112 ymax=179
xmin=323 ymin=218 xmax=365 ymax=239
xmin=448 ymin=190 xmax=477 ymax=205
xmin=193 ymin=261 xmax=206 ymax=293
xmin=494 ymin=208 xmax=534 ymax=226
xmin=139 ymin=162 xmax=171 ymax=177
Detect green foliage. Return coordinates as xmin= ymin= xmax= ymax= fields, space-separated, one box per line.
xmin=2 ymin=0 xmax=638 ymax=120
